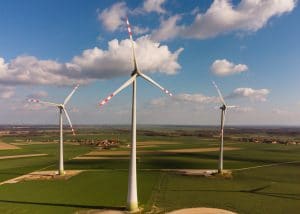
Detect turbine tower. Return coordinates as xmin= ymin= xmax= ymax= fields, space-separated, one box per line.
xmin=212 ymin=81 xmax=237 ymax=174
xmin=99 ymin=18 xmax=173 ymax=212
xmin=28 ymin=84 xmax=79 ymax=175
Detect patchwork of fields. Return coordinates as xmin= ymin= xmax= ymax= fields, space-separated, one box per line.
xmin=0 ymin=127 xmax=299 ymax=213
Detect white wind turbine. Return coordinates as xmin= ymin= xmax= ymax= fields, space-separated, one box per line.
xmin=99 ymin=18 xmax=173 ymax=212
xmin=212 ymin=81 xmax=237 ymax=174
xmin=28 ymin=84 xmax=79 ymax=175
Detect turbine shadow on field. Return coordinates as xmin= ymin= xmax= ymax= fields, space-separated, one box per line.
xmin=0 ymin=172 xmax=27 ymax=176
xmin=0 ymin=199 xmax=126 ymax=210
xmin=166 ymin=185 xmax=300 ymax=200
xmin=182 ymin=152 xmax=294 ymax=165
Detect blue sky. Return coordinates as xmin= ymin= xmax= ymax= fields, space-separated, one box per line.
xmin=0 ymin=0 xmax=299 ymax=125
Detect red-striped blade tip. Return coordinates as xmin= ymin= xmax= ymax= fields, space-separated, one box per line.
xmin=28 ymin=98 xmax=39 ymax=103
xmin=99 ymin=94 xmax=114 ymax=107
xmin=126 ymin=17 xmax=133 ymax=37
xmin=163 ymin=89 xmax=173 ymax=97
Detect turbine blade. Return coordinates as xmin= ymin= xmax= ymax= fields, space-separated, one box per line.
xmin=28 ymin=99 xmax=59 ymax=107
xmin=64 ymin=84 xmax=79 ymax=105
xmin=99 ymin=74 xmax=137 ymax=107
xmin=63 ymin=108 xmax=75 ymax=136
xmin=140 ymin=73 xmax=173 ymax=97
xmin=212 ymin=81 xmax=226 ymax=106
xmin=126 ymin=17 xmax=138 ymax=71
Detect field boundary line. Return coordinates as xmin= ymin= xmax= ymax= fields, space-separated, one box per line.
xmin=0 ymin=153 xmax=47 ymax=160
xmin=233 ymin=160 xmax=300 ymax=171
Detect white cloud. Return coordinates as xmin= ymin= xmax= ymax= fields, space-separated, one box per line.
xmin=272 ymin=108 xmax=290 ymax=115
xmin=211 ymin=59 xmax=248 ymax=76
xmin=232 ymin=106 xmax=254 ymax=113
xmin=20 ymin=102 xmax=48 ymax=111
xmin=152 ymin=0 xmax=296 ymax=41
xmin=143 ymin=92 xmax=253 ymax=125
xmin=10 ymin=98 xmax=51 ymax=111
xmin=98 ymin=2 xmax=128 ymax=32
xmin=175 ymin=93 xmax=218 ymax=104
xmin=143 ymin=0 xmax=166 ymax=14
xmin=228 ymin=88 xmax=270 ymax=102
xmin=72 ymin=36 xmax=183 ymax=78
xmin=151 ymin=15 xmax=183 ymax=41
xmin=150 ymin=93 xmax=218 ymax=107
xmin=133 ymin=26 xmax=150 ymax=35
xmin=70 ymin=107 xmax=79 ymax=113
xmin=0 ymin=86 xmax=14 ymax=99
xmin=0 ymin=37 xmax=183 ymax=86
xmin=98 ymin=1 xmax=167 ymax=33
xmin=191 ymin=6 xmax=200 ymax=16
xmin=27 ymin=91 xmax=48 ymax=99
xmin=0 ymin=56 xmax=88 ymax=86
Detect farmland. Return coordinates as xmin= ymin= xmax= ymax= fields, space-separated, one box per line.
xmin=0 ymin=125 xmax=299 ymax=213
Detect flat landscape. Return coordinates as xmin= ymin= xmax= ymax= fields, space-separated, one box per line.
xmin=0 ymin=125 xmax=299 ymax=213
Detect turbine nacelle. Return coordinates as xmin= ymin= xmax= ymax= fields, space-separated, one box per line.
xmin=131 ymin=68 xmax=142 ymax=76
xmin=220 ymin=105 xmax=226 ymax=111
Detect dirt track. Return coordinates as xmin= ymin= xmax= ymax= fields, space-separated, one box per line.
xmin=0 ymin=154 xmax=47 ymax=160
xmin=83 ymin=147 xmax=240 ymax=157
xmin=11 ymin=142 xmax=79 ymax=146
xmin=0 ymin=142 xmax=20 ymax=150
xmin=0 ymin=170 xmax=82 ymax=185
xmin=73 ymin=156 xmax=140 ymax=160
xmin=86 ymin=150 xmax=130 ymax=156
xmin=167 ymin=207 xmax=237 ymax=214
xmin=138 ymin=141 xmax=179 ymax=145
xmin=11 ymin=142 xmax=56 ymax=146
xmin=164 ymin=147 xmax=240 ymax=153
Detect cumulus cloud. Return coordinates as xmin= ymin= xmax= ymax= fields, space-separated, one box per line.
xmin=228 ymin=88 xmax=270 ymax=102
xmin=72 ymin=36 xmax=183 ymax=78
xmin=175 ymin=93 xmax=218 ymax=104
xmin=98 ymin=1 xmax=167 ymax=32
xmin=133 ymin=26 xmax=150 ymax=35
xmin=211 ymin=59 xmax=248 ymax=76
xmin=150 ymin=93 xmax=218 ymax=107
xmin=144 ymin=92 xmax=254 ymax=125
xmin=232 ymin=106 xmax=254 ymax=113
xmin=272 ymin=108 xmax=290 ymax=115
xmin=26 ymin=91 xmax=48 ymax=99
xmin=69 ymin=107 xmax=79 ymax=113
xmin=152 ymin=0 xmax=296 ymax=41
xmin=0 ymin=37 xmax=183 ymax=86
xmin=143 ymin=0 xmax=166 ymax=14
xmin=151 ymin=15 xmax=183 ymax=41
xmin=0 ymin=86 xmax=14 ymax=99
xmin=0 ymin=56 xmax=88 ymax=86
xmin=98 ymin=2 xmax=128 ymax=32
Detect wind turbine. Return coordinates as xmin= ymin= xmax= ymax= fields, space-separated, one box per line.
xmin=99 ymin=18 xmax=173 ymax=212
xmin=28 ymin=84 xmax=79 ymax=175
xmin=212 ymin=81 xmax=237 ymax=174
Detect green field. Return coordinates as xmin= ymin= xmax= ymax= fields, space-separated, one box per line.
xmin=0 ymin=127 xmax=299 ymax=213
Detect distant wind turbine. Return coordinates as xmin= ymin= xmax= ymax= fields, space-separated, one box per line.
xmin=212 ymin=81 xmax=237 ymax=174
xmin=28 ymin=84 xmax=79 ymax=175
xmin=99 ymin=17 xmax=173 ymax=212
